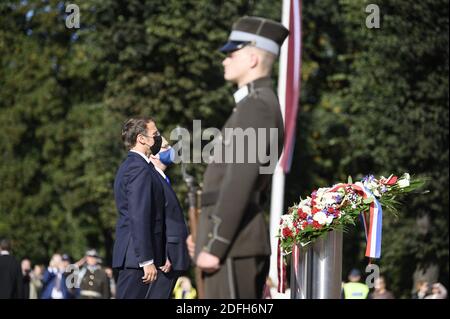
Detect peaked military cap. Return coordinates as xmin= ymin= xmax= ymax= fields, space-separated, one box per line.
xmin=219 ymin=16 xmax=289 ymax=55
xmin=85 ymin=249 xmax=100 ymax=258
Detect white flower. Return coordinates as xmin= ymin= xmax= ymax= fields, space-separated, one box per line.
xmin=313 ymin=211 xmax=328 ymax=225
xmin=298 ymin=204 xmax=312 ymax=216
xmin=280 ymin=214 xmax=294 ymax=229
xmin=326 ymin=215 xmax=334 ymax=225
xmin=398 ymin=173 xmax=410 ymax=188
xmin=322 ymin=192 xmax=337 ymax=206
xmin=316 ymin=187 xmax=328 ymax=197
xmin=298 ymin=197 xmax=312 ymax=209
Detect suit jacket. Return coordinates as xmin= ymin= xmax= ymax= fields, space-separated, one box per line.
xmin=0 ymin=254 xmax=24 ymax=299
xmin=112 ymin=152 xmax=166 ymax=269
xmin=195 ymin=77 xmax=284 ymax=261
xmin=155 ymin=172 xmax=190 ymax=272
xmin=40 ymin=268 xmax=74 ymax=299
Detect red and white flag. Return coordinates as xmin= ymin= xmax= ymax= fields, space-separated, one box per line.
xmin=280 ymin=0 xmax=302 ymax=173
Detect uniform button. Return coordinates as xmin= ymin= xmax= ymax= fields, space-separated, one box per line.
xmin=90 ymin=275 xmax=95 ymax=280
xmin=233 ymin=108 xmax=237 ymax=112
xmin=89 ymin=281 xmax=93 ymax=286
xmin=208 ymin=233 xmax=212 ymax=238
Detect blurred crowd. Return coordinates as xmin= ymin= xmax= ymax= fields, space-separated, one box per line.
xmin=340 ymin=268 xmax=448 ymax=299
xmin=1 ymin=238 xmax=115 ymax=299
xmin=1 ymin=237 xmax=200 ymax=299
xmin=1 ymin=237 xmax=447 ymax=299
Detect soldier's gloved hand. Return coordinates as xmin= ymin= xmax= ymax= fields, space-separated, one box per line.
xmin=186 ymin=235 xmax=195 ymax=259
xmin=196 ymin=251 xmax=220 ymax=273
xmin=159 ymin=259 xmax=172 ymax=273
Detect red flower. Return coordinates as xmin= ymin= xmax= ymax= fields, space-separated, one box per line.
xmin=382 ymin=175 xmax=398 ymax=185
xmin=282 ymin=227 xmax=293 ymax=238
xmin=312 ymin=207 xmax=320 ymax=215
xmin=302 ymin=221 xmax=309 ymax=229
xmin=352 ymin=186 xmax=364 ymax=196
xmin=312 ymin=221 xmax=323 ymax=229
xmin=297 ymin=208 xmax=308 ymax=220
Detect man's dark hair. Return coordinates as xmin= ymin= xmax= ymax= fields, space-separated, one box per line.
xmin=0 ymin=238 xmax=11 ymax=251
xmin=121 ymin=117 xmax=154 ymax=150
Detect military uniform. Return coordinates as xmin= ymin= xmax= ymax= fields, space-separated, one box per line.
xmin=194 ymin=16 xmax=288 ymax=299
xmin=195 ymin=77 xmax=284 ymax=298
xmin=78 ymin=265 xmax=110 ymax=299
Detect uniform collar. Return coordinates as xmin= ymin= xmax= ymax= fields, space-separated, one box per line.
xmin=233 ymin=77 xmax=273 ymax=104
xmin=87 ymin=264 xmax=100 ymax=272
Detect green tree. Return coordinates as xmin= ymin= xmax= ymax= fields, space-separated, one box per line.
xmin=286 ymin=0 xmax=448 ymax=297
xmin=0 ymin=0 xmax=447 ymax=298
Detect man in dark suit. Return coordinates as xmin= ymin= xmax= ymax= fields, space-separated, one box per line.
xmin=0 ymin=238 xmax=24 ymax=299
xmin=187 ymin=16 xmax=289 ymax=298
xmin=112 ymin=117 xmax=166 ymax=299
xmin=148 ymin=139 xmax=190 ymax=298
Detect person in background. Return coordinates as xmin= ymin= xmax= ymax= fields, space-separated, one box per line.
xmin=173 ymin=276 xmax=197 ymax=299
xmin=41 ymin=253 xmax=73 ymax=299
xmin=76 ymin=249 xmax=110 ymax=299
xmin=21 ymin=258 xmax=32 ymax=298
xmin=412 ymin=280 xmax=430 ymax=299
xmin=368 ymin=276 xmax=394 ymax=299
xmin=262 ymin=277 xmax=273 ymax=299
xmin=29 ymin=264 xmax=44 ymax=299
xmin=342 ymin=268 xmax=369 ymax=299
xmin=104 ymin=267 xmax=116 ymax=298
xmin=61 ymin=253 xmax=72 ymax=270
xmin=425 ymin=282 xmax=447 ymax=299
xmin=0 ymin=238 xmax=24 ymax=298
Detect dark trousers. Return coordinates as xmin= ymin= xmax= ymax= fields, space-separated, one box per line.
xmin=116 ymin=267 xmax=180 ymax=299
xmin=148 ymin=270 xmax=182 ymax=299
xmin=204 ymin=255 xmax=269 ymax=299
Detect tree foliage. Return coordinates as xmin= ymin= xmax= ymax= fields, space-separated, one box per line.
xmin=0 ymin=0 xmax=447 ymax=297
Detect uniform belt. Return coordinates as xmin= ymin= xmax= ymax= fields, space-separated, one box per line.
xmin=201 ymin=191 xmax=260 ymax=207
xmin=80 ymin=290 xmax=102 ymax=298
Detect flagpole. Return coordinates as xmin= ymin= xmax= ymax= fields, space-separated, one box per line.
xmin=269 ymin=0 xmax=290 ymax=293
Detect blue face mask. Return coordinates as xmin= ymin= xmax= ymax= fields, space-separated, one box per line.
xmin=158 ymin=147 xmax=175 ymax=166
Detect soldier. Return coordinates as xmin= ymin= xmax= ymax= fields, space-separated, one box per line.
xmin=77 ymin=249 xmax=110 ymax=299
xmin=187 ymin=16 xmax=289 ymax=298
